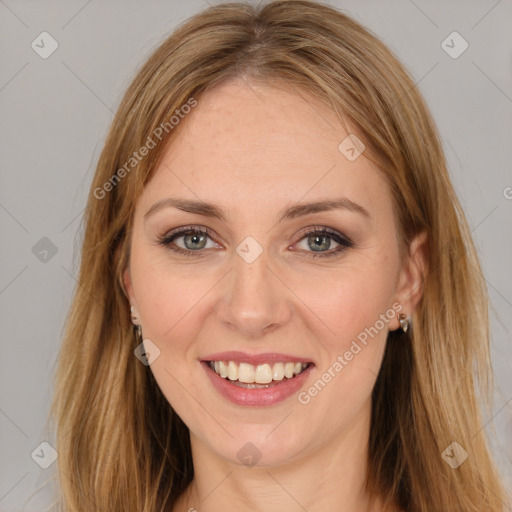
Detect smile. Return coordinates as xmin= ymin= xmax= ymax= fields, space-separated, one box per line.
xmin=208 ymin=360 xmax=311 ymax=388
xmin=201 ymin=359 xmax=315 ymax=406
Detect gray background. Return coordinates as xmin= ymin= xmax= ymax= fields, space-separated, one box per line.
xmin=1 ymin=0 xmax=511 ymax=510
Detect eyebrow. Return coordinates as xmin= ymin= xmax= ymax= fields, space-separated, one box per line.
xmin=143 ymin=197 xmax=370 ymax=223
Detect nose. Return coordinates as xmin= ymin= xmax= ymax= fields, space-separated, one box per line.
xmin=215 ymin=248 xmax=292 ymax=338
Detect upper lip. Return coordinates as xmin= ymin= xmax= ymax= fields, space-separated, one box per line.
xmin=201 ymin=351 xmax=314 ymax=366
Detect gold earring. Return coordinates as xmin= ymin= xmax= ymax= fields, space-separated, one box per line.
xmin=398 ymin=313 xmax=409 ymax=333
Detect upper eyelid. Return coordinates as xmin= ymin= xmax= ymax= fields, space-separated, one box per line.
xmin=295 ymin=225 xmax=350 ymax=241
xmin=161 ymin=226 xmax=218 ymax=244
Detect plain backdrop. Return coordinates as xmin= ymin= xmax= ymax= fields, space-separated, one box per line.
xmin=0 ymin=0 xmax=511 ymax=509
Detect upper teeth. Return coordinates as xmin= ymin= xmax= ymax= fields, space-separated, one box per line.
xmin=210 ymin=361 xmax=308 ymax=383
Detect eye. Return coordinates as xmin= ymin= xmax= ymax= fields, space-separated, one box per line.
xmin=157 ymin=226 xmax=219 ymax=257
xmin=157 ymin=225 xmax=353 ymax=259
xmin=293 ymin=227 xmax=353 ymax=259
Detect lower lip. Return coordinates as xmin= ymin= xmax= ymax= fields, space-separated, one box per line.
xmin=201 ymin=361 xmax=314 ymax=407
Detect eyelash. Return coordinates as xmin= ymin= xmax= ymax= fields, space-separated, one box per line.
xmin=157 ymin=225 xmax=353 ymax=259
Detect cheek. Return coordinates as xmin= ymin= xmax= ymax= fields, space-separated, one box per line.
xmin=293 ymin=276 xmax=391 ymax=429
xmin=129 ymin=244 xmax=212 ymax=354
xmin=291 ymin=255 xmax=398 ymax=409
xmin=295 ymin=260 xmax=397 ymax=351
xmin=131 ymin=257 xmax=212 ymax=422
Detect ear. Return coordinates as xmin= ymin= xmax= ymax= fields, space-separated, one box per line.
xmin=123 ymin=268 xmax=140 ymax=324
xmin=391 ymin=230 xmax=428 ymax=329
xmin=123 ymin=268 xmax=134 ymax=302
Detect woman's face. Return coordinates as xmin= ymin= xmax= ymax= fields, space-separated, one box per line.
xmin=124 ymin=79 xmax=423 ymax=467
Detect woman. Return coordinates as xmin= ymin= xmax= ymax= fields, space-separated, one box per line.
xmin=49 ymin=1 xmax=509 ymax=511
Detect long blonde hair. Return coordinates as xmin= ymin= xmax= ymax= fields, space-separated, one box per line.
xmin=48 ymin=1 xmax=508 ymax=510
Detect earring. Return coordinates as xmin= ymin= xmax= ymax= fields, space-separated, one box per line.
xmin=398 ymin=313 xmax=409 ymax=333
xmin=134 ymin=324 xmax=143 ymax=345
xmin=130 ymin=305 xmax=143 ymax=344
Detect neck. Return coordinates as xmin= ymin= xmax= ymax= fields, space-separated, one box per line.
xmin=172 ymin=399 xmax=392 ymax=512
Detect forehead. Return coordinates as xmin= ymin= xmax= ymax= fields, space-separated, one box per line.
xmin=139 ymin=79 xmax=389 ymax=219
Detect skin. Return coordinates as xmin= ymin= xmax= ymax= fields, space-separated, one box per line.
xmin=123 ymin=78 xmax=427 ymax=512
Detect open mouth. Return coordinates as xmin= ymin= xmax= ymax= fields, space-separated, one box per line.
xmin=205 ymin=360 xmax=314 ymax=389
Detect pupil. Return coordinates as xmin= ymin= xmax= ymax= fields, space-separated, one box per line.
xmin=185 ymin=233 xmax=206 ymax=250
xmin=310 ymin=235 xmax=330 ymax=252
